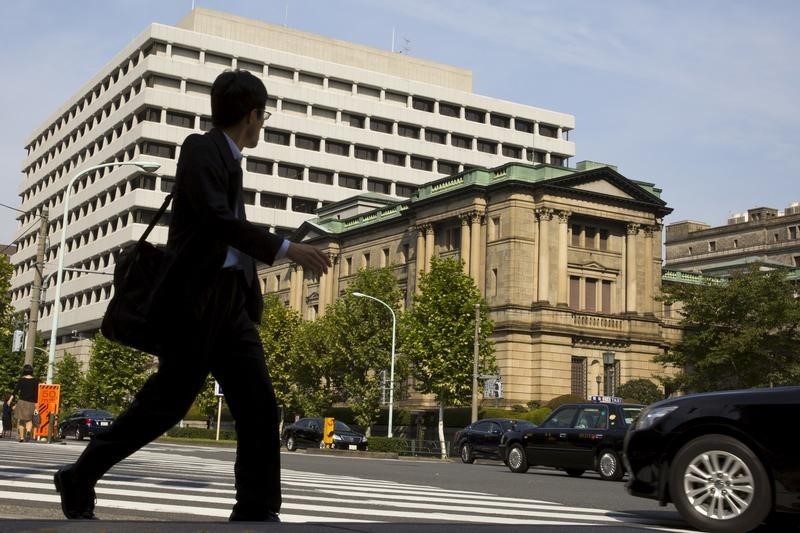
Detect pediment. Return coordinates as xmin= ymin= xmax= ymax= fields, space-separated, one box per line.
xmin=574 ymin=261 xmax=615 ymax=273
xmin=571 ymin=179 xmax=633 ymax=199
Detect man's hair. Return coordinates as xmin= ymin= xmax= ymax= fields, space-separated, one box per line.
xmin=210 ymin=70 xmax=268 ymax=129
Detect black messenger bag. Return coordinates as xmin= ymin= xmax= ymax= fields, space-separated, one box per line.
xmin=101 ymin=194 xmax=172 ymax=354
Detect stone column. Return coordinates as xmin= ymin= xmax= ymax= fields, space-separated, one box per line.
xmin=625 ymin=223 xmax=640 ymax=313
xmin=556 ymin=210 xmax=571 ymax=306
xmin=460 ymin=213 xmax=471 ymax=275
xmin=536 ymin=208 xmax=553 ymax=303
xmin=424 ymin=224 xmax=435 ymax=273
xmin=415 ymin=225 xmax=426 ymax=293
xmin=532 ymin=213 xmax=539 ymax=302
xmin=295 ymin=264 xmax=305 ymax=312
xmin=470 ymin=213 xmax=481 ymax=285
xmin=318 ymin=265 xmax=328 ymax=317
xmin=643 ymin=225 xmax=657 ymax=315
xmin=328 ymin=253 xmax=339 ymax=307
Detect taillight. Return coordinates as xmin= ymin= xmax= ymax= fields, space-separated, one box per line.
xmin=85 ymin=418 xmax=92 ymax=426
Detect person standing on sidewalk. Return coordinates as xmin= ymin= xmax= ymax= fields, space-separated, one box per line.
xmin=53 ymin=69 xmax=330 ymax=521
xmin=10 ymin=364 xmax=39 ymax=442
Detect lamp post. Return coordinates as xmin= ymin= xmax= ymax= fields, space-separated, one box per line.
xmin=46 ymin=160 xmax=160 ymax=384
xmin=596 ymin=374 xmax=602 ymax=395
xmin=602 ymin=351 xmax=616 ymax=396
xmin=352 ymin=292 xmax=396 ymax=438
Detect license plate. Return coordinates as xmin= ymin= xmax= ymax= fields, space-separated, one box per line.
xmin=348 ymin=444 xmax=357 ymax=450
xmin=99 ymin=421 xmax=109 ymax=426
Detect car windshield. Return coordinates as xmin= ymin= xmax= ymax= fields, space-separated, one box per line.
xmin=622 ymin=407 xmax=643 ymax=426
xmin=85 ymin=410 xmax=113 ymax=418
xmin=334 ymin=421 xmax=354 ymax=432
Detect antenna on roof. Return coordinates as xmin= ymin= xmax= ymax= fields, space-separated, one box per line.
xmin=191 ymin=0 xmax=195 ymax=9
xmin=391 ymin=27 xmax=395 ymax=53
xmin=400 ymin=37 xmax=411 ymax=55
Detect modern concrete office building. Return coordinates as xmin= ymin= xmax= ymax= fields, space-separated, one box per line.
xmin=8 ymin=9 xmax=575 ymax=364
xmin=665 ymin=203 xmax=800 ymax=274
xmin=259 ymin=160 xmax=673 ymax=403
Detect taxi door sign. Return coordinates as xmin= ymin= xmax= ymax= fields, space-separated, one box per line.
xmin=36 ymin=384 xmax=61 ymax=438
xmin=323 ymin=417 xmax=335 ymax=448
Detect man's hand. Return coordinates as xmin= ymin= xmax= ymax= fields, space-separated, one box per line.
xmin=285 ymin=242 xmax=331 ymax=276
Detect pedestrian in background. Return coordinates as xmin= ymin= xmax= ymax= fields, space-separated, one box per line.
xmin=10 ymin=364 xmax=39 ymax=442
xmin=1 ymin=395 xmax=12 ymax=438
xmin=53 ymin=69 xmax=330 ymax=521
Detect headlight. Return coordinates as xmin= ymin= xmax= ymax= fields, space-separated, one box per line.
xmin=635 ymin=405 xmax=678 ymax=430
xmin=333 ymin=434 xmax=342 ymax=441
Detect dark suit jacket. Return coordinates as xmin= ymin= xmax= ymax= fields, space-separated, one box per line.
xmin=157 ymin=128 xmax=284 ymax=324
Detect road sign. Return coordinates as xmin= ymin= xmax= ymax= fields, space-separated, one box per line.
xmin=36 ymin=384 xmax=60 ymax=439
xmin=214 ymin=381 xmax=224 ymax=397
xmin=12 ymin=330 xmax=24 ymax=352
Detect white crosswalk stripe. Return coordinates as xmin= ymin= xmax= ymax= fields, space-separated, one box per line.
xmin=0 ymin=441 xmax=690 ymax=530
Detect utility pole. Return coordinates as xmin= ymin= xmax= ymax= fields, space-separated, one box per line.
xmin=470 ymin=303 xmax=480 ymax=423
xmin=24 ymin=208 xmax=48 ymax=367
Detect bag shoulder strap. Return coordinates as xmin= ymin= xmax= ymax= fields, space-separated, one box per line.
xmin=139 ymin=194 xmax=173 ymax=245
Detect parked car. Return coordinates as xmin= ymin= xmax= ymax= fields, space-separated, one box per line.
xmin=624 ymin=386 xmax=800 ymax=532
xmin=499 ymin=396 xmax=643 ymax=481
xmin=57 ymin=409 xmax=115 ymax=440
xmin=282 ymin=417 xmax=368 ymax=451
xmin=454 ymin=418 xmax=537 ymax=463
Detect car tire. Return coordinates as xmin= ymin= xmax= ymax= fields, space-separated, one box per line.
xmin=506 ymin=443 xmax=529 ymax=473
xmin=285 ymin=435 xmax=297 ymax=451
xmin=459 ymin=442 xmax=475 ymax=464
xmin=76 ymin=427 xmax=84 ymax=441
xmin=565 ymin=469 xmax=585 ymax=478
xmin=669 ymin=434 xmax=771 ymax=533
xmin=597 ymin=449 xmax=624 ymax=481
xmin=57 ymin=427 xmax=65 ymax=440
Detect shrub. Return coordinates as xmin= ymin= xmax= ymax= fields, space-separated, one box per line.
xmin=616 ymin=379 xmax=664 ymax=405
xmin=545 ymin=394 xmax=585 ymax=410
xmin=166 ymin=427 xmax=237 ymax=441
xmin=368 ymin=436 xmax=409 ymax=454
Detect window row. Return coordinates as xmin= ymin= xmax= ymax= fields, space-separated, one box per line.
xmin=571 ymin=224 xmax=610 ymax=251
xmin=569 ymin=277 xmax=613 ymax=313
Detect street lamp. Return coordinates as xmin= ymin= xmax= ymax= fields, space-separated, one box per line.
xmin=602 ymin=351 xmax=616 ymax=396
xmin=351 ymin=292 xmax=396 ymax=438
xmin=45 ymin=160 xmax=160 ymax=384
xmin=595 ymin=374 xmax=602 ymax=395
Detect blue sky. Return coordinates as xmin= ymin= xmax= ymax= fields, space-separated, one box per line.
xmin=1 ymin=0 xmax=798 ymax=245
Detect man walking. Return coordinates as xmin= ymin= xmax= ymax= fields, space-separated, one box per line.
xmin=54 ymin=70 xmax=330 ymax=521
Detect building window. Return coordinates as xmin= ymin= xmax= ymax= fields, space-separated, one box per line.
xmin=143 ymin=41 xmax=167 ymax=57
xmin=490 ymin=114 xmax=510 ymax=128
xmin=265 ymin=129 xmax=290 ymax=146
xmin=528 ymin=149 xmax=546 ymax=163
xmin=451 ymin=134 xmax=472 ymax=149
xmin=502 ymin=144 xmax=522 ymax=158
xmin=357 ymin=84 xmax=380 ymax=98
xmin=292 ymin=197 xmax=317 ymax=214
xmin=410 ymin=156 xmax=433 ymax=171
xmin=515 ymin=119 xmax=534 ymax=133
xmin=242 ymin=190 xmax=256 ymax=205
xmin=325 ymin=140 xmax=349 ymax=156
xmin=550 ymin=154 xmax=567 ymax=166
xmin=295 ymin=135 xmax=320 ymax=151
xmin=465 ymin=108 xmax=485 ymax=123
xmin=328 ymin=78 xmax=352 ymax=92
xmin=425 ymin=129 xmax=446 ymax=144
xmin=367 ymin=178 xmax=390 ymax=194
xmin=140 ymin=141 xmax=175 ymax=159
xmin=396 ymin=183 xmax=415 ymax=197
xmin=663 ymin=302 xmax=672 ymax=319
xmin=385 ymin=90 xmax=407 ymax=105
xmin=277 ymin=164 xmax=303 ymax=180
xmin=439 ymin=102 xmax=460 ymax=117
xmin=268 ymin=65 xmax=294 ymax=80
xmin=338 ymin=174 xmax=362 ymax=190
xmin=299 ymin=72 xmax=323 ymax=86
xmin=205 ymin=52 xmax=231 ymax=67
xmin=477 ymin=139 xmax=497 ymax=154
xmin=384 ymin=151 xmax=405 ymax=166
xmin=571 ymin=225 xmax=581 ymax=247
xmin=186 ymin=81 xmax=211 ymax=96
xmin=571 ymin=357 xmax=587 ymax=398
xmin=539 ymin=124 xmax=558 ymax=138
xmin=308 ymin=169 xmax=333 ymax=185
xmin=344 ymin=113 xmax=365 ymax=128
xmin=246 ymin=157 xmax=272 ymax=175
xmin=412 ymin=97 xmax=434 ymax=112
xmin=311 ymin=106 xmax=336 ymax=121
xmin=354 ymin=145 xmax=377 ymax=161
xmin=370 ymin=118 xmax=393 ymax=134
xmin=165 ymin=111 xmax=194 ymax=128
xmin=602 ymin=281 xmax=612 ymax=313
xmin=789 ymin=226 xmax=798 ymax=240
xmin=569 ymin=276 xmax=580 ymax=309
xmin=362 ymin=252 xmax=371 ymax=268
xmin=238 ymin=59 xmax=262 ymax=74
xmin=708 ymin=241 xmax=716 ymax=252
xmin=130 ymin=174 xmax=156 ymax=191
xmin=260 ymin=193 xmax=287 ymax=209
xmin=160 ymin=177 xmax=175 ymax=193
xmin=585 ymin=278 xmax=597 ymax=312
xmin=584 ymin=227 xmax=597 ymax=249
xmin=282 ymin=100 xmax=307 ymax=115
xmin=398 ymin=123 xmax=420 ymax=139
xmin=599 ymin=230 xmax=609 ymax=251
xmin=199 ymin=116 xmax=213 ymax=131
xmin=137 ymin=107 xmax=160 ymax=123
xmin=381 ymin=248 xmax=390 ymax=267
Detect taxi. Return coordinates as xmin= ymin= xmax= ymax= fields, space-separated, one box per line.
xmin=499 ymin=396 xmax=643 ymax=481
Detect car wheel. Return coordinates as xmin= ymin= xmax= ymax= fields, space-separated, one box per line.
xmin=57 ymin=427 xmax=65 ymax=440
xmin=460 ymin=443 xmax=476 ymax=464
xmin=76 ymin=427 xmax=84 ymax=441
xmin=565 ymin=469 xmax=585 ymax=478
xmin=598 ymin=450 xmax=624 ymax=481
xmin=669 ymin=434 xmax=771 ymax=533
xmin=506 ymin=443 xmax=529 ymax=473
xmin=285 ymin=435 xmax=297 ymax=451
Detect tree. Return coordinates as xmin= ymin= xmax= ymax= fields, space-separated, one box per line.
xmin=291 ymin=315 xmax=342 ymax=416
xmin=325 ymin=267 xmax=405 ymax=436
xmin=401 ymin=257 xmax=496 ymax=457
xmin=82 ymin=333 xmax=156 ymax=413
xmin=616 ymin=379 xmax=663 ymax=405
xmin=657 ymin=266 xmax=800 ymax=392
xmin=257 ymin=293 xmax=303 ymax=431
xmin=54 ymin=352 xmax=85 ymax=415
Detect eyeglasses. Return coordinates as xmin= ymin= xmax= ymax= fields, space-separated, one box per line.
xmin=263 ymin=110 xmax=272 ymax=122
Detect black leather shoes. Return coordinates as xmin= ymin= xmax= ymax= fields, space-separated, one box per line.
xmin=229 ymin=506 xmax=280 ymax=522
xmin=54 ymin=466 xmax=97 ymax=519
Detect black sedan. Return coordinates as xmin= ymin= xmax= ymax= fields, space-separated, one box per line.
xmin=57 ymin=409 xmax=114 ymax=440
xmin=499 ymin=397 xmax=643 ymax=481
xmin=282 ymin=417 xmax=368 ymax=451
xmin=454 ymin=418 xmax=537 ymax=463
xmin=624 ymin=386 xmax=800 ymax=532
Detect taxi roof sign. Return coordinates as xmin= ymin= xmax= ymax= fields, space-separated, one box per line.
xmin=590 ymin=395 xmax=623 ymax=403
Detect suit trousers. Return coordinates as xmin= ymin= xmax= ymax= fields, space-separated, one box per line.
xmin=72 ymin=269 xmax=282 ymax=517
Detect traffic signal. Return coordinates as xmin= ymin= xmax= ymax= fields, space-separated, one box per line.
xmin=12 ymin=330 xmax=24 ymax=352
xmin=493 ymin=380 xmax=503 ymax=399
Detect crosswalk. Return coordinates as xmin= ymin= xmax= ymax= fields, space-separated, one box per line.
xmin=0 ymin=441 xmax=689 ymax=530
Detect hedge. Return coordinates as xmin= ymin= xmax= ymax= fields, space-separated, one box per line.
xmin=367 ymin=436 xmax=410 ymax=454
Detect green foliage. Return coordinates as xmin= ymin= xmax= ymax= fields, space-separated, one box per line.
xmin=401 ymin=257 xmax=496 ymax=407
xmin=545 ymin=394 xmax=585 ymax=410
xmin=616 ymin=379 xmax=663 ymax=405
xmin=54 ymin=352 xmax=84 ymax=414
xmin=478 ymin=407 xmax=552 ymax=425
xmin=258 ymin=294 xmax=303 ymax=414
xmin=82 ymin=333 xmax=155 ymax=413
xmin=325 ymin=267 xmax=406 ymax=434
xmin=658 ymin=266 xmax=800 ymax=392
xmin=367 ymin=436 xmax=410 ymax=454
xmin=0 ymin=255 xmax=14 ymax=340
xmin=191 ymin=375 xmax=220 ymax=421
xmin=291 ymin=315 xmax=342 ymax=416
xmin=166 ymin=426 xmax=236 ymax=441
xmin=0 ymin=345 xmax=47 ymax=399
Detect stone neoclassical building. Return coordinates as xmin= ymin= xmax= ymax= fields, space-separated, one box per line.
xmin=257 ymin=160 xmax=673 ymax=404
